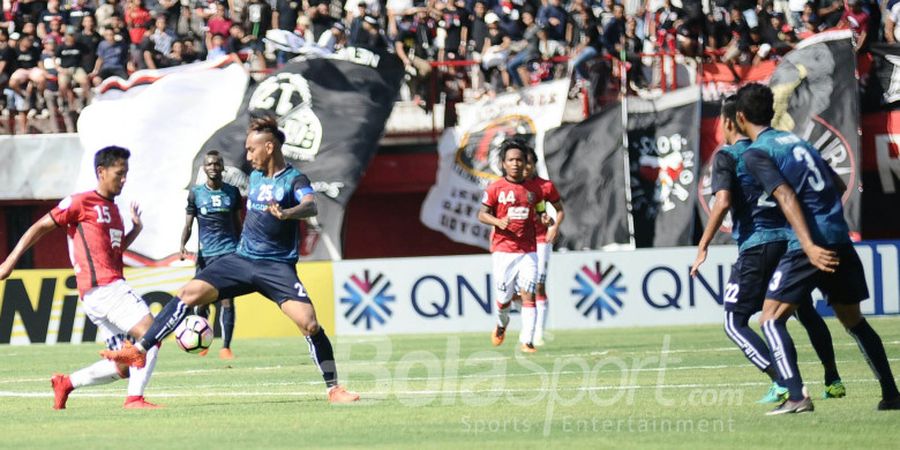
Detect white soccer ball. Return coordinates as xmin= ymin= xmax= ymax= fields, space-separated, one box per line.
xmin=174 ymin=315 xmax=214 ymax=354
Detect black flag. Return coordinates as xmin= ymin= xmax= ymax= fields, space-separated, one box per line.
xmin=196 ymin=48 xmax=404 ymax=260
xmin=543 ymin=103 xmax=633 ymax=249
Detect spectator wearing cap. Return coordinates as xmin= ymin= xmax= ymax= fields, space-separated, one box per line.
xmin=537 ymin=0 xmax=567 ymax=43
xmin=478 ymin=11 xmax=511 ymax=92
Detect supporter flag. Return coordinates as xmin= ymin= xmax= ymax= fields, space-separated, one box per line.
xmin=769 ymin=29 xmax=862 ymax=236
xmin=543 ymin=105 xmax=633 ymax=249
xmin=865 ymin=42 xmax=900 ymax=106
xmin=628 ymin=86 xmax=702 ymax=247
xmin=197 ymin=47 xmax=404 ymax=260
xmin=76 ymin=56 xmax=250 ymax=265
xmin=419 ymin=80 xmax=570 ymax=249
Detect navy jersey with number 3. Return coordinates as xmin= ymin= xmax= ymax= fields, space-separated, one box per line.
xmin=742 ymin=128 xmax=849 ymax=246
xmin=238 ymin=165 xmax=315 ymax=263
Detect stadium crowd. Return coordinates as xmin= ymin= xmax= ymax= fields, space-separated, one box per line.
xmin=0 ymin=0 xmax=887 ymax=133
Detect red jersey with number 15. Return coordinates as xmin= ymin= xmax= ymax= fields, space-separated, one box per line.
xmin=49 ymin=191 xmax=126 ymax=296
xmin=482 ymin=177 xmax=544 ymax=253
xmin=532 ymin=176 xmax=561 ymax=243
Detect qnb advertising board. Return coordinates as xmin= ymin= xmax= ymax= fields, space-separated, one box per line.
xmin=332 ymin=242 xmax=900 ymax=335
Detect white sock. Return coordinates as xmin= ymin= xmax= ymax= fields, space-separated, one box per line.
xmin=127 ymin=344 xmax=159 ymax=397
xmin=535 ymin=299 xmax=547 ymax=341
xmin=520 ymin=306 xmax=536 ymax=345
xmin=496 ymin=302 xmax=511 ymax=328
xmin=70 ymin=359 xmax=122 ymax=388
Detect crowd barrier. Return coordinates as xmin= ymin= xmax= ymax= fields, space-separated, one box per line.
xmin=2 ymin=242 xmax=897 ymax=344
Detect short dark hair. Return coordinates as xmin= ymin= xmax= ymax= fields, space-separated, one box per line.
xmin=735 ymin=83 xmax=774 ymax=126
xmin=206 ymin=150 xmax=221 ymax=157
xmin=721 ymin=95 xmax=738 ymax=125
xmin=94 ymin=146 xmax=130 ymax=169
xmin=498 ymin=138 xmax=533 ymax=164
xmin=248 ymin=112 xmax=285 ymax=145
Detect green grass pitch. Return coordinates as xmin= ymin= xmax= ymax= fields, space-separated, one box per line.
xmin=1 ymin=317 xmax=899 ymax=449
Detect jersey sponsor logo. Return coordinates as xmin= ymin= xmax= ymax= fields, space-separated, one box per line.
xmin=109 ymin=229 xmax=123 ymax=249
xmin=636 ymin=133 xmax=695 ymax=212
xmin=453 ymin=114 xmax=537 ymax=186
xmin=340 ymin=270 xmax=396 ymax=330
xmin=571 ymin=260 xmax=626 ymax=321
xmin=248 ymin=72 xmax=322 ymax=162
xmin=507 ymin=206 xmax=530 ymax=220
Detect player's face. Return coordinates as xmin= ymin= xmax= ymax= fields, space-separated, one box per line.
xmin=245 ymin=132 xmax=272 ymax=171
xmin=502 ymin=148 xmax=526 ymax=181
xmin=523 ymin=156 xmax=536 ymax=179
xmin=721 ymin=115 xmax=736 ymax=144
xmin=204 ymin=155 xmax=224 ymax=181
xmin=98 ymin=159 xmax=129 ymax=196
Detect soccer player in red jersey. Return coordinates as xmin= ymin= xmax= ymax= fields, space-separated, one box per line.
xmin=523 ymin=150 xmax=564 ymax=347
xmin=0 ymin=146 xmax=161 ymax=410
xmin=478 ymin=139 xmax=547 ymax=353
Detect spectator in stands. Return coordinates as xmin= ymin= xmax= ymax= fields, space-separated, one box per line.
xmin=479 ymin=12 xmax=511 ymax=93
xmin=92 ymin=26 xmax=129 ymax=81
xmin=816 ymin=0 xmax=844 ymax=29
xmin=65 ymin=0 xmax=95 ymax=33
xmin=887 ymin=0 xmax=900 ymax=44
xmin=96 ymin=0 xmax=123 ymax=29
xmin=274 ymin=0 xmax=303 ymax=34
xmin=316 ymin=20 xmax=345 ymax=54
xmin=242 ymin=0 xmax=272 ymax=42
xmin=37 ymin=0 xmax=68 ymax=40
xmin=125 ymin=0 xmax=153 ymax=46
xmin=310 ymin=1 xmax=337 ymax=41
xmin=56 ymin=29 xmax=91 ymax=110
xmin=506 ymin=8 xmax=538 ymax=87
xmin=537 ymin=0 xmax=567 ymax=45
xmin=840 ymin=0 xmax=868 ymax=50
xmin=437 ymin=0 xmax=469 ymax=62
xmin=158 ymin=0 xmax=182 ymax=32
xmin=0 ymin=30 xmax=14 ymax=94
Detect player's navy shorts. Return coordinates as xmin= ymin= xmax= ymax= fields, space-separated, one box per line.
xmin=196 ymin=253 xmax=228 ymax=273
xmin=725 ymin=241 xmax=801 ymax=316
xmin=194 ymin=253 xmax=311 ymax=305
xmin=766 ymin=244 xmax=869 ymax=305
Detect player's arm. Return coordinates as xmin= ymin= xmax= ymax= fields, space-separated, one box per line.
xmin=124 ymin=202 xmax=143 ymax=249
xmin=742 ymin=149 xmax=839 ymax=273
xmin=478 ymin=204 xmax=509 ymax=230
xmin=692 ymin=152 xmax=734 ymax=276
xmin=268 ymin=175 xmax=317 ymax=220
xmin=181 ymin=190 xmax=197 ymax=258
xmin=545 ymin=199 xmax=565 ymax=244
xmin=0 ymin=214 xmax=57 ymax=280
xmin=826 ymin=164 xmax=847 ymax=195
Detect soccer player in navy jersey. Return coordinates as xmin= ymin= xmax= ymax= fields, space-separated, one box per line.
xmin=180 ymin=150 xmax=242 ymax=360
xmin=103 ymin=114 xmax=359 ymax=403
xmin=692 ymin=96 xmax=844 ymax=404
xmin=735 ymin=83 xmax=900 ymax=414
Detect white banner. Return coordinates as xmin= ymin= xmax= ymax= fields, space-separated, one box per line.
xmin=0 ymin=134 xmax=82 ymax=200
xmin=75 ymin=57 xmax=249 ymax=264
xmin=332 ymin=242 xmax=900 ymax=335
xmin=419 ymin=80 xmax=569 ymax=249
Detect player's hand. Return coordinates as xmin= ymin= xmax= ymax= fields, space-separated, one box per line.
xmin=130 ymin=202 xmax=143 ymax=230
xmin=496 ymin=217 xmax=510 ymax=230
xmin=267 ymin=201 xmax=285 ymax=220
xmin=541 ymin=213 xmax=555 ymax=227
xmin=804 ymin=244 xmax=839 ymax=273
xmin=690 ymin=249 xmax=707 ymax=277
xmin=180 ymin=246 xmax=190 ymax=261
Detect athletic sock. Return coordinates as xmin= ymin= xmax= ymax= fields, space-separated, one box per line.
xmin=305 ymin=328 xmax=338 ymax=388
xmin=762 ymin=318 xmax=805 ymax=401
xmin=127 ymin=344 xmax=159 ymax=397
xmin=496 ymin=302 xmax=510 ymax=329
xmin=796 ymin=303 xmax=840 ymax=385
xmin=848 ymin=319 xmax=900 ymax=400
xmin=194 ymin=304 xmax=209 ymax=319
xmin=535 ymin=297 xmax=547 ymax=341
xmin=519 ymin=304 xmax=536 ymax=345
xmin=139 ymin=297 xmax=189 ymax=350
xmin=724 ymin=311 xmax=772 ymax=372
xmin=70 ymin=359 xmax=123 ymax=388
xmin=220 ymin=304 xmax=235 ymax=349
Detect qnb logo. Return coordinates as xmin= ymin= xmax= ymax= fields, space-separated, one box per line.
xmin=572 ymin=261 xmax=626 ymax=321
xmin=340 ymin=270 xmax=396 ymax=330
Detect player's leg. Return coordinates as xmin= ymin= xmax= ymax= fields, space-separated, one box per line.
xmin=259 ymin=260 xmax=358 ymax=403
xmin=192 ymin=254 xmax=211 ymax=320
xmin=491 ymin=252 xmax=516 ymax=346
xmin=516 ymin=252 xmax=539 ymax=353
xmin=795 ymin=299 xmax=843 ymax=398
xmin=218 ymin=298 xmax=236 ymax=360
xmin=825 ymin=246 xmax=900 ymax=410
xmin=54 ymin=332 xmax=130 ymax=410
xmin=533 ymin=242 xmax=550 ymax=346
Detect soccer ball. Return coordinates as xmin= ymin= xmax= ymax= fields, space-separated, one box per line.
xmin=174 ymin=315 xmax=214 ymax=353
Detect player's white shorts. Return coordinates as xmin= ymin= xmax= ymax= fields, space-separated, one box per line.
xmin=492 ymin=251 xmax=538 ymax=304
xmin=536 ymin=242 xmax=552 ymax=284
xmin=81 ymin=279 xmax=149 ymax=349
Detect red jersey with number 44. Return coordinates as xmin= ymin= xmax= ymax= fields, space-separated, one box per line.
xmin=50 ymin=191 xmax=126 ymax=296
xmin=482 ymin=177 xmax=544 ymax=253
xmin=532 ymin=177 xmax=561 ymax=243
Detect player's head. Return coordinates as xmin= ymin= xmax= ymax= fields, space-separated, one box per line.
xmin=94 ymin=146 xmax=130 ymax=197
xmin=521 ymin=143 xmax=538 ymax=180
xmin=720 ymin=95 xmax=741 ymax=145
xmin=735 ymin=83 xmax=774 ymax=133
xmin=245 ymin=113 xmax=285 ymax=171
xmin=204 ymin=150 xmax=225 ymax=182
xmin=498 ymin=138 xmax=531 ymax=182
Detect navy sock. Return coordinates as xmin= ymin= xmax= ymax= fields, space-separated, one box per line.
xmin=762 ymin=318 xmax=805 ymax=401
xmin=220 ymin=304 xmax=235 ymax=349
xmin=848 ymin=319 xmax=900 ymax=400
xmin=796 ymin=303 xmax=840 ymax=385
xmin=724 ymin=311 xmax=772 ymax=373
xmin=305 ymin=328 xmax=337 ymax=388
xmin=139 ymin=297 xmax=189 ymax=350
xmin=194 ymin=304 xmax=210 ymax=319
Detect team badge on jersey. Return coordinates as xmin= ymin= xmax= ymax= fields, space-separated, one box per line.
xmin=109 ymin=229 xmax=123 ymax=248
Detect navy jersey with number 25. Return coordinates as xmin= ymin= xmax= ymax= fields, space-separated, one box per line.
xmin=238 ymin=165 xmax=316 ymax=263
